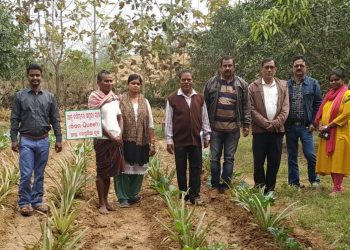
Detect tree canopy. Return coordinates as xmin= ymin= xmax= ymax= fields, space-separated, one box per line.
xmin=1 ymin=0 xmax=349 ymax=106
xmin=192 ymin=0 xmax=350 ymax=90
xmin=0 ymin=3 xmax=30 ymax=80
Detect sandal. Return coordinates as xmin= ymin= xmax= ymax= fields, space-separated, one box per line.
xmin=129 ymin=196 xmax=142 ymax=205
xmin=19 ymin=205 xmax=33 ymax=216
xmin=119 ymin=200 xmax=130 ymax=208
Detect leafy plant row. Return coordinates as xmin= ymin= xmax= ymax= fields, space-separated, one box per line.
xmin=0 ymin=152 xmax=19 ymax=205
xmin=0 ymin=133 xmax=10 ymax=150
xmin=148 ymin=155 xmax=227 ymax=250
xmin=39 ymin=140 xmax=93 ymax=250
xmin=231 ymin=183 xmax=302 ymax=250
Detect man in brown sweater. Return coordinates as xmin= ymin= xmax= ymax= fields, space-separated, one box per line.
xmin=248 ymin=58 xmax=289 ymax=193
xmin=165 ymin=69 xmax=211 ymax=205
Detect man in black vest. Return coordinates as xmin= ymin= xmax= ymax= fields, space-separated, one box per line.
xmin=165 ymin=69 xmax=211 ymax=205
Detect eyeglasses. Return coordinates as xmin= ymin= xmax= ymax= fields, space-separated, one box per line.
xmin=263 ymin=65 xmax=275 ymax=70
xmin=293 ymin=64 xmax=305 ymax=68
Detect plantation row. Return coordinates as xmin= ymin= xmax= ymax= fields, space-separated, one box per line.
xmin=147 ymin=153 xmax=304 ymax=250
xmin=0 ymin=138 xmax=308 ymax=249
xmin=0 ymin=141 xmax=93 ymax=248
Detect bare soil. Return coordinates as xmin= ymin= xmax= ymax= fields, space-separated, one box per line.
xmin=0 ymin=140 xmax=326 ymax=249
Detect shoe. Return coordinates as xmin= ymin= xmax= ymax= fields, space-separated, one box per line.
xmin=33 ymin=204 xmax=49 ymax=213
xmin=289 ymin=184 xmax=305 ymax=191
xmin=264 ymin=189 xmax=274 ymax=195
xmin=310 ymin=182 xmax=320 ymax=189
xmin=129 ymin=196 xmax=142 ymax=205
xmin=119 ymin=200 xmax=130 ymax=208
xmin=208 ymin=187 xmax=218 ymax=199
xmin=19 ymin=205 xmax=33 ymax=216
xmin=190 ymin=197 xmax=205 ymax=206
xmin=218 ymin=186 xmax=226 ymax=194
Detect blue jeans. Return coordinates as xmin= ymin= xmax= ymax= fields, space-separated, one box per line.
xmin=210 ymin=130 xmax=240 ymax=188
xmin=18 ymin=136 xmax=50 ymax=207
xmin=285 ymin=125 xmax=319 ymax=186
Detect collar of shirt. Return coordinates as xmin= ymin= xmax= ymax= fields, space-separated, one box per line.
xmin=262 ymin=78 xmax=276 ymax=87
xmin=177 ymin=88 xmax=197 ymax=97
xmin=27 ymin=87 xmax=43 ymax=94
xmin=292 ymin=77 xmax=305 ymax=85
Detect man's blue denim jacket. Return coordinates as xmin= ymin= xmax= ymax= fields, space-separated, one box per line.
xmin=286 ymin=76 xmax=322 ymax=126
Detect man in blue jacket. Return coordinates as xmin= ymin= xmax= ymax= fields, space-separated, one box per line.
xmin=285 ymin=55 xmax=322 ymax=189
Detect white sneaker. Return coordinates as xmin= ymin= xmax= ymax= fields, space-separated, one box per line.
xmin=310 ymin=182 xmax=320 ymax=189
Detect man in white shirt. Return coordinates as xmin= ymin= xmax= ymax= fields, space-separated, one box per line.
xmin=248 ymin=58 xmax=289 ymax=193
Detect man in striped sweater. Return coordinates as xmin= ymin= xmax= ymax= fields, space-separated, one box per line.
xmin=203 ymin=56 xmax=251 ymax=194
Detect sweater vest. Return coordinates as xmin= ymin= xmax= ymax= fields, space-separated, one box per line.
xmin=168 ymin=91 xmax=204 ymax=147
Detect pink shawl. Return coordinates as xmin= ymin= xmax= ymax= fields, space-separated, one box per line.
xmin=88 ymin=90 xmax=118 ymax=109
xmin=314 ymin=84 xmax=348 ymax=155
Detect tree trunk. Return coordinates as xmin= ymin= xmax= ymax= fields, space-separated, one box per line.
xmin=92 ymin=0 xmax=97 ymax=89
xmin=55 ymin=63 xmax=61 ymax=104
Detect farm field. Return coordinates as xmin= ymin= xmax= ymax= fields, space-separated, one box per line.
xmin=1 ymin=112 xmax=348 ymax=249
xmin=2 ymin=0 xmax=350 ymax=248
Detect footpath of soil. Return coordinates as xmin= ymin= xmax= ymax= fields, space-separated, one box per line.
xmin=0 ymin=140 xmax=326 ymax=249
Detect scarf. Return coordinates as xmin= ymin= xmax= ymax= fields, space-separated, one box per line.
xmin=314 ymin=84 xmax=348 ymax=155
xmin=88 ymin=89 xmax=118 ymax=109
xmin=120 ymin=93 xmax=149 ymax=146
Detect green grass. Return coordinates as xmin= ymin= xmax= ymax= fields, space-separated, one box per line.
xmin=0 ymin=133 xmax=10 ymax=150
xmin=235 ymin=135 xmax=350 ymax=249
xmin=0 ymin=127 xmax=8 ymax=136
xmin=154 ymin=123 xmax=165 ymax=140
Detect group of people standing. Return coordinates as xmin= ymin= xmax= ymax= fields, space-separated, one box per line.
xmin=10 ymin=54 xmax=350 ymax=216
xmin=88 ymin=71 xmax=155 ymax=213
xmin=9 ymin=65 xmax=155 ymax=216
xmin=165 ymin=54 xmax=350 ymax=204
xmin=249 ymin=55 xmax=350 ymax=196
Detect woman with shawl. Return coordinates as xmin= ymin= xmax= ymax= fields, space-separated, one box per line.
xmin=314 ymin=68 xmax=350 ymax=196
xmin=88 ymin=70 xmax=123 ymax=214
xmin=115 ymin=74 xmax=156 ymax=208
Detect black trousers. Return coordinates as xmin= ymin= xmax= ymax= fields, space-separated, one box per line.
xmin=174 ymin=145 xmax=202 ymax=200
xmin=252 ymin=132 xmax=283 ymax=192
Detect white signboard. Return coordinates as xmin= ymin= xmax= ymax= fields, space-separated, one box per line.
xmin=65 ymin=109 xmax=102 ymax=140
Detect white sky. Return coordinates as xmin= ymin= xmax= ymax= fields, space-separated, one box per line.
xmin=20 ymin=0 xmax=238 ymax=55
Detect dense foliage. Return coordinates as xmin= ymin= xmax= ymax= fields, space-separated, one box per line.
xmin=0 ymin=3 xmax=32 ymax=81
xmin=192 ymin=0 xmax=350 ymax=92
xmin=0 ymin=0 xmax=349 ymax=107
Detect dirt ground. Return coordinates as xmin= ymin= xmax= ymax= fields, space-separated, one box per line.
xmin=0 ymin=140 xmax=326 ymax=250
